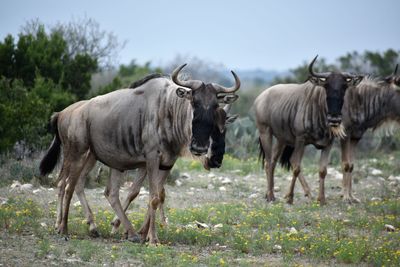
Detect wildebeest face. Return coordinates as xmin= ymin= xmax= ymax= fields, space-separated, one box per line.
xmin=308 ymin=55 xmax=362 ymax=126
xmin=172 ymin=64 xmax=240 ymax=156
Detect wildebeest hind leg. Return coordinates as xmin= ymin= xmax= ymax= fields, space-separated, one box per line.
xmin=105 ymin=169 xmax=140 ymax=242
xmin=58 ymin=151 xmax=91 ymax=237
xmin=75 ymin=153 xmax=98 ymax=237
xmin=259 ymin=127 xmax=274 ymax=201
xmin=111 ymin=168 xmax=147 ymax=234
xmin=285 ymin=141 xmax=305 ymax=204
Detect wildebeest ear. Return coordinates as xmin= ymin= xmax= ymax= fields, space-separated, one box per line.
xmin=226 ymin=114 xmax=238 ymax=125
xmin=309 ymin=76 xmax=326 ymax=86
xmin=218 ymin=94 xmax=239 ymax=104
xmin=176 ymin=87 xmax=192 ymax=99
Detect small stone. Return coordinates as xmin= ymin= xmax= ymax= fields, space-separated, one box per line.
xmin=187 ymin=191 xmax=195 ymax=195
xmin=273 ymin=244 xmax=282 ymax=251
xmin=289 ymin=227 xmax=298 ymax=234
xmin=221 ymin=177 xmax=232 ymax=185
xmin=389 ymin=181 xmax=398 ymax=187
xmin=273 ymin=186 xmax=280 ymax=192
xmin=73 ymin=201 xmax=81 ymax=207
xmin=195 ymin=221 xmax=209 ymax=229
xmin=207 ymin=184 xmax=215 ymax=190
xmin=48 ymin=188 xmax=54 ymax=191
xmin=40 ymin=222 xmax=47 ymax=228
xmin=10 ymin=181 xmax=22 ymax=189
xmin=219 ymin=186 xmax=226 ymax=192
xmin=208 ymin=173 xmax=216 ymax=178
xmin=248 ymin=193 xmax=259 ymax=199
xmin=181 ymin=173 xmax=191 ymax=179
xmin=21 ymin=184 xmax=33 ymax=191
xmin=33 ymin=189 xmax=41 ymax=194
xmin=370 ymin=168 xmax=383 ymax=176
xmin=370 ymin=197 xmax=382 ymax=202
xmin=175 ymin=179 xmax=182 ymax=187
xmin=214 ymin=223 xmax=223 ymax=228
xmin=385 ymin=224 xmax=395 ymax=232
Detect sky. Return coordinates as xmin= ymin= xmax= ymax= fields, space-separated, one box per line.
xmin=0 ymin=0 xmax=399 ymax=71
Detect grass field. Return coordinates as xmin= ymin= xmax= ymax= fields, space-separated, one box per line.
xmin=0 ymin=153 xmax=399 ymax=266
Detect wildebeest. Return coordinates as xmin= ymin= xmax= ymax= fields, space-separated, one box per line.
xmin=255 ymin=56 xmax=362 ymax=204
xmin=292 ymin=65 xmax=400 ymax=203
xmin=39 ymin=64 xmax=240 ymax=244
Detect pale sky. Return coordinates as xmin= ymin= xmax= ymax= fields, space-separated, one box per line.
xmin=1 ymin=0 xmax=399 ymax=71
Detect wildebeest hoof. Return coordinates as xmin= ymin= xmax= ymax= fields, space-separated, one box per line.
xmin=265 ymin=194 xmax=276 ymax=202
xmin=89 ymin=228 xmax=100 ymax=238
xmin=127 ymin=234 xmax=141 ymax=243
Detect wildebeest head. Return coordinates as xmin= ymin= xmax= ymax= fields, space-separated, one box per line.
xmin=384 ymin=64 xmax=400 ymax=86
xmin=204 ymin=104 xmax=238 ymax=169
xmin=308 ymin=55 xmax=363 ymax=127
xmin=172 ymin=64 xmax=240 ymax=156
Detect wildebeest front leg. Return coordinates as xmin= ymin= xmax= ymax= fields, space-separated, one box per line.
xmin=104 ymin=169 xmax=140 ymax=242
xmin=111 ymin=168 xmax=147 ymax=234
xmin=285 ymin=141 xmax=305 ymax=204
xmin=317 ymin=144 xmax=332 ymax=205
xmin=340 ymin=138 xmax=360 ymax=203
xmin=139 ymin=163 xmax=170 ymax=245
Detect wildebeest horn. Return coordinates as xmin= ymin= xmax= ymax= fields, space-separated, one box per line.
xmin=308 ymin=55 xmax=329 ymax=79
xmin=394 ymin=64 xmax=398 ymax=75
xmin=171 ymin=64 xmax=204 ymax=89
xmin=212 ymin=71 xmax=241 ymax=94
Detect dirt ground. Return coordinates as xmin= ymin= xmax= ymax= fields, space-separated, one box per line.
xmin=0 ymin=159 xmax=398 ymax=266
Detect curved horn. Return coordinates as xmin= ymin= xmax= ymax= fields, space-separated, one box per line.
xmin=394 ymin=64 xmax=398 ymax=75
xmin=308 ymin=55 xmax=329 ymax=78
xmin=213 ymin=71 xmax=241 ymax=94
xmin=171 ymin=64 xmax=203 ymax=89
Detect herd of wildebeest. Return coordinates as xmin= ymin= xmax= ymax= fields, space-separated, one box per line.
xmin=38 ymin=55 xmax=400 ymax=244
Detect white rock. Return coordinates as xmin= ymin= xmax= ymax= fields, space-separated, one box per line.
xmin=195 ymin=221 xmax=209 ymax=229
xmin=21 ymin=184 xmax=33 ymax=191
xmin=10 ymin=181 xmax=21 ymax=188
xmin=221 ymin=177 xmax=232 ymax=185
xmin=48 ymin=188 xmax=54 ymax=191
xmin=370 ymin=168 xmax=383 ymax=176
xmin=139 ymin=189 xmax=149 ymax=196
xmin=388 ymin=175 xmax=400 ymax=182
xmin=181 ymin=173 xmax=191 ymax=179
xmin=40 ymin=222 xmax=47 ymax=228
xmin=385 ymin=224 xmax=395 ymax=232
xmin=219 ymin=186 xmax=226 ymax=192
xmin=370 ymin=197 xmax=382 ymax=201
xmin=207 ymin=184 xmax=215 ymax=190
xmin=187 ymin=191 xmax=195 ymax=195
xmin=33 ymin=189 xmax=41 ymax=194
xmin=248 ymin=193 xmax=259 ymax=199
xmin=208 ymin=173 xmax=216 ymax=178
xmin=273 ymin=186 xmax=280 ymax=192
xmin=273 ymin=244 xmax=282 ymax=251
xmin=175 ymin=179 xmax=182 ymax=187
xmin=214 ymin=223 xmax=223 ymax=228
xmin=73 ymin=201 xmax=81 ymax=207
xmin=389 ymin=181 xmax=398 ymax=187
xmin=190 ymin=187 xmax=195 ymax=191
xmin=289 ymin=227 xmax=298 ymax=234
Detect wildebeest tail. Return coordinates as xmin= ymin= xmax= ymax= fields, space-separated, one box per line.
xmin=280 ymin=145 xmax=294 ymax=170
xmin=39 ymin=113 xmax=61 ymax=176
xmin=258 ymin=137 xmax=265 ymax=168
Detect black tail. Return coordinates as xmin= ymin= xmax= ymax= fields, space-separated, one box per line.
xmin=258 ymin=137 xmax=265 ymax=169
xmin=279 ymin=145 xmax=294 ymax=170
xmin=39 ymin=113 xmax=61 ymax=176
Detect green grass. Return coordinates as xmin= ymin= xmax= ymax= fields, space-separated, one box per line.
xmin=1 ymin=197 xmax=399 ymax=266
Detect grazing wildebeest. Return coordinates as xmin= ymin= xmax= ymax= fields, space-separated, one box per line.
xmin=39 ymin=64 xmax=240 ymax=244
xmin=255 ymin=56 xmax=362 ymax=204
xmin=293 ymin=65 xmax=400 ymax=203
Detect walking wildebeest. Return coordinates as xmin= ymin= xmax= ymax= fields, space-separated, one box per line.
xmin=255 ymin=56 xmax=363 ymax=204
xmin=290 ymin=65 xmax=400 ymax=203
xmin=39 ymin=64 xmax=240 ymax=244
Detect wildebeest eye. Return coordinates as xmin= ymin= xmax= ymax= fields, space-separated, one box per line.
xmin=319 ymin=78 xmax=326 ymax=82
xmin=346 ymin=78 xmax=352 ymax=82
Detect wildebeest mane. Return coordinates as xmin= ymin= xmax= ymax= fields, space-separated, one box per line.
xmin=129 ymin=73 xmax=166 ymax=89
